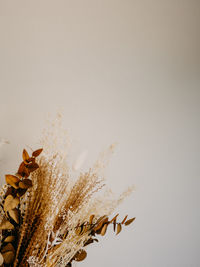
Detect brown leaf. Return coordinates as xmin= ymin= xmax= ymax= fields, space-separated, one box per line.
xmin=93 ymin=216 xmax=108 ymax=232
xmin=16 ymin=188 xmax=27 ymax=197
xmin=17 ymin=162 xmax=30 ymax=177
xmin=121 ymin=215 xmax=128 ymax=224
xmin=101 ymin=224 xmax=108 ymax=236
xmin=0 ymin=219 xmax=14 ymax=230
xmin=116 ymin=223 xmax=122 ymax=235
xmin=110 ymin=214 xmax=119 ymax=223
xmin=32 ymin=148 xmax=43 ymax=157
xmin=0 ymin=252 xmax=3 ymax=265
xmin=74 ymin=249 xmax=87 ymax=262
xmin=19 ymin=179 xmax=32 ymax=189
xmin=2 ymin=251 xmax=15 ymax=264
xmin=22 ymin=149 xmax=30 ymax=161
xmin=4 ymin=195 xmax=20 ymax=212
xmin=89 ymin=214 xmax=95 ymax=225
xmin=4 ymin=236 xmax=15 ymax=243
xmin=113 ymin=220 xmax=116 ymax=232
xmin=1 ymin=243 xmax=15 ymax=253
xmin=26 ymin=162 xmax=39 ymax=172
xmin=125 ymin=217 xmax=135 ymax=226
xmin=8 ymin=208 xmax=19 ymax=224
xmin=5 ymin=175 xmax=20 ymax=189
xmin=75 ymin=226 xmax=82 ymax=235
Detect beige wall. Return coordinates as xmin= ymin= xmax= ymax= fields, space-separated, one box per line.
xmin=0 ymin=1 xmax=199 ymax=266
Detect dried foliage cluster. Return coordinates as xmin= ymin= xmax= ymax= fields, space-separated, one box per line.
xmin=0 ymin=121 xmax=135 ymax=266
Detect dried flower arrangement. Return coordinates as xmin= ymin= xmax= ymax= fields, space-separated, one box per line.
xmin=0 ymin=118 xmax=135 ymax=266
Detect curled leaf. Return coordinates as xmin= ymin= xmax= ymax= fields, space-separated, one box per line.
xmin=125 ymin=217 xmax=135 ymax=226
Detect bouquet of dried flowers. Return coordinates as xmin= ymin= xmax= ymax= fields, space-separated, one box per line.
xmin=0 ymin=118 xmax=135 ymax=266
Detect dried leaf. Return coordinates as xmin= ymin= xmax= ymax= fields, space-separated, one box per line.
xmin=16 ymin=188 xmax=27 ymax=197
xmin=89 ymin=214 xmax=95 ymax=225
xmin=93 ymin=216 xmax=108 ymax=232
xmin=84 ymin=238 xmax=94 ymax=246
xmin=0 ymin=219 xmax=14 ymax=230
xmin=113 ymin=220 xmax=116 ymax=232
xmin=2 ymin=251 xmax=15 ymax=264
xmin=121 ymin=215 xmax=128 ymax=224
xmin=125 ymin=217 xmax=135 ymax=226
xmin=19 ymin=179 xmax=32 ymax=189
xmin=5 ymin=175 xmax=20 ymax=189
xmin=8 ymin=208 xmax=19 ymax=224
xmin=110 ymin=214 xmax=119 ymax=223
xmin=4 ymin=236 xmax=15 ymax=243
xmin=75 ymin=226 xmax=82 ymax=236
xmin=32 ymin=148 xmax=43 ymax=157
xmin=17 ymin=162 xmax=30 ymax=177
xmin=22 ymin=149 xmax=29 ymax=161
xmin=26 ymin=162 xmax=39 ymax=172
xmin=0 ymin=252 xmax=3 ymax=265
xmin=116 ymin=223 xmax=122 ymax=235
xmin=4 ymin=195 xmax=20 ymax=212
xmin=74 ymin=249 xmax=87 ymax=262
xmin=101 ymin=224 xmax=108 ymax=236
xmin=1 ymin=243 xmax=15 ymax=253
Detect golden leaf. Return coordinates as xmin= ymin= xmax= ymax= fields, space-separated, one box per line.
xmin=101 ymin=224 xmax=108 ymax=236
xmin=125 ymin=217 xmax=135 ymax=226
xmin=116 ymin=223 xmax=122 ymax=235
xmin=32 ymin=148 xmax=43 ymax=157
xmin=19 ymin=179 xmax=32 ymax=189
xmin=22 ymin=149 xmax=29 ymax=161
xmin=75 ymin=226 xmax=82 ymax=235
xmin=8 ymin=208 xmax=19 ymax=224
xmin=4 ymin=236 xmax=15 ymax=243
xmin=89 ymin=214 xmax=95 ymax=225
xmin=74 ymin=249 xmax=87 ymax=262
xmin=5 ymin=175 xmax=20 ymax=189
xmin=121 ymin=215 xmax=128 ymax=224
xmin=1 ymin=243 xmax=15 ymax=253
xmin=0 ymin=219 xmax=14 ymax=230
xmin=0 ymin=252 xmax=3 ymax=265
xmin=4 ymin=195 xmax=20 ymax=212
xmin=2 ymin=251 xmax=15 ymax=264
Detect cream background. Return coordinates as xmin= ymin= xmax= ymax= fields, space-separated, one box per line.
xmin=0 ymin=1 xmax=199 ymax=266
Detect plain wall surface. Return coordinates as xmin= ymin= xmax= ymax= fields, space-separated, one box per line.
xmin=0 ymin=1 xmax=199 ymax=266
